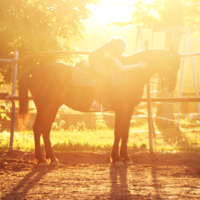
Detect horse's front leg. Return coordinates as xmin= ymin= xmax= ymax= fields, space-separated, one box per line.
xmin=120 ymin=108 xmax=134 ymax=165
xmin=111 ymin=104 xmax=133 ymax=166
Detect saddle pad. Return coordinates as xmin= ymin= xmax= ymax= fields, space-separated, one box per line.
xmin=71 ymin=68 xmax=95 ymax=87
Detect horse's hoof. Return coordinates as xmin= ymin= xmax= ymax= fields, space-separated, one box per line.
xmin=50 ymin=159 xmax=60 ymax=166
xmin=123 ymin=160 xmax=134 ymax=165
xmin=112 ymin=161 xmax=124 ymax=167
xmin=37 ymin=161 xmax=48 ymax=166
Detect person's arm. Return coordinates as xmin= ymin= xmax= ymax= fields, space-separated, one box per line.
xmin=110 ymin=57 xmax=148 ymax=71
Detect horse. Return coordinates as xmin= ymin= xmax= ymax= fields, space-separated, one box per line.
xmin=18 ymin=46 xmax=180 ymax=166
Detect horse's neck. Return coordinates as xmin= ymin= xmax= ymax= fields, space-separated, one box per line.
xmin=123 ymin=50 xmax=166 ymax=85
xmin=133 ymin=49 xmax=165 ymax=75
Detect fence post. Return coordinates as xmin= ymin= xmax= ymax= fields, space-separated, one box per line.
xmin=9 ymin=50 xmax=18 ymax=152
xmin=145 ymin=41 xmax=153 ymax=153
xmin=147 ymin=83 xmax=153 ymax=153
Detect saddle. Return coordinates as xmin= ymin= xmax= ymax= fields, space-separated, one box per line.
xmin=71 ymin=60 xmax=94 ymax=87
xmin=71 ymin=60 xmax=122 ymax=109
xmin=71 ymin=59 xmax=122 ymax=88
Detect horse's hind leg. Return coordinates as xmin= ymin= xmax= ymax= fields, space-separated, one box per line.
xmin=42 ymin=125 xmax=57 ymax=164
xmin=33 ymin=112 xmax=46 ymax=165
xmin=41 ymin=103 xmax=61 ymax=164
xmin=33 ymin=102 xmax=61 ymax=165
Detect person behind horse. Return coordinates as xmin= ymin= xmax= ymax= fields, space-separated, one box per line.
xmin=89 ymin=36 xmax=148 ymax=111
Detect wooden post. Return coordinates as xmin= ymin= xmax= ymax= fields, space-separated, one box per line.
xmin=147 ymin=82 xmax=153 ymax=153
xmin=9 ymin=50 xmax=18 ymax=152
xmin=145 ymin=41 xmax=153 ymax=153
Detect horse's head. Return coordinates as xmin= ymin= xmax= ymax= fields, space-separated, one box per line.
xmin=159 ymin=45 xmax=180 ymax=91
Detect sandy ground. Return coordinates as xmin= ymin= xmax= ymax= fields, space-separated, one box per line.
xmin=1 ymin=150 xmax=200 ymax=200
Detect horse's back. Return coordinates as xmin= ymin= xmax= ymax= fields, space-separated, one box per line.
xmin=29 ymin=63 xmax=73 ymax=104
xmin=30 ymin=62 xmax=73 ymax=83
xmin=26 ymin=62 xmax=94 ymax=111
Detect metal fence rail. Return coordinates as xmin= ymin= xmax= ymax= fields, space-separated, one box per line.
xmin=1 ymin=50 xmax=200 ymax=153
xmin=1 ymin=96 xmax=200 ymax=102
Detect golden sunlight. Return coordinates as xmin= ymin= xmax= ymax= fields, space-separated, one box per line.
xmin=144 ymin=0 xmax=153 ymax=4
xmin=89 ymin=0 xmax=153 ymax=24
xmin=89 ymin=0 xmax=133 ymax=23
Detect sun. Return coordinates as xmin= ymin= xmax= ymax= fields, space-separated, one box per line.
xmin=89 ymin=0 xmax=133 ymax=24
xmin=89 ymin=0 xmax=153 ymax=24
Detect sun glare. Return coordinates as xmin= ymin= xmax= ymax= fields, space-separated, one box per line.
xmin=144 ymin=0 xmax=153 ymax=4
xmin=89 ymin=0 xmax=133 ymax=24
xmin=89 ymin=0 xmax=154 ymax=24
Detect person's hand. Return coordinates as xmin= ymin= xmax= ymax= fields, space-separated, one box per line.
xmin=137 ymin=60 xmax=148 ymax=69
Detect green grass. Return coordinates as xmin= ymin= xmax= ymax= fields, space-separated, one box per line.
xmin=0 ymin=117 xmax=200 ymax=153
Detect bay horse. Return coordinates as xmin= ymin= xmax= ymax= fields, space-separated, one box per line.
xmin=18 ymin=47 xmax=180 ymax=166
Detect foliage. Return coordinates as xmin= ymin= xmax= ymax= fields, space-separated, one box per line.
xmin=51 ymin=113 xmax=108 ymax=132
xmin=130 ymin=117 xmax=148 ymax=128
xmin=112 ymin=0 xmax=200 ymax=33
xmin=0 ymin=81 xmax=11 ymax=130
xmin=1 ymin=126 xmax=200 ymax=152
xmin=0 ymin=0 xmax=100 ymax=84
xmin=94 ymin=113 xmax=108 ymax=130
xmin=1 ymin=116 xmax=200 ymax=152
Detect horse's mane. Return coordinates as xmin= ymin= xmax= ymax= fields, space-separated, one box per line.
xmin=121 ymin=49 xmax=167 ymax=63
xmin=120 ymin=49 xmax=168 ymax=85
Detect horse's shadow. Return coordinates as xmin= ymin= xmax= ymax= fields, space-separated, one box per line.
xmin=108 ymin=161 xmax=161 ymax=199
xmin=1 ymin=166 xmax=55 ymax=200
xmin=109 ymin=166 xmax=130 ymax=199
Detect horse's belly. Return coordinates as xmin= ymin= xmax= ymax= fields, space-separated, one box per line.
xmin=64 ymin=86 xmax=94 ymax=112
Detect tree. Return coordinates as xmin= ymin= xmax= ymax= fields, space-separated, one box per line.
xmin=115 ymin=0 xmax=200 ymax=31
xmin=0 ymin=0 xmax=99 ymax=83
xmin=113 ymin=0 xmax=200 ymax=47
xmin=113 ymin=0 xmax=200 ymax=128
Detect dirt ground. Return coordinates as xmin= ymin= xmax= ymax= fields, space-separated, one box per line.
xmin=1 ymin=150 xmax=200 ymax=200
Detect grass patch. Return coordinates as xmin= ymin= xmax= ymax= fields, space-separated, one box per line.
xmin=0 ymin=117 xmax=200 ymax=153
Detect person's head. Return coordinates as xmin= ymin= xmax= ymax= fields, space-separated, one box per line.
xmin=109 ymin=36 xmax=127 ymax=55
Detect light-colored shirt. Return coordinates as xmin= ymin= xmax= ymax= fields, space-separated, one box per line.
xmin=89 ymin=42 xmax=120 ymax=64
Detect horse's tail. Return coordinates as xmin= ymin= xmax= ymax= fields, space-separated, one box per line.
xmin=18 ymin=68 xmax=34 ymax=130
